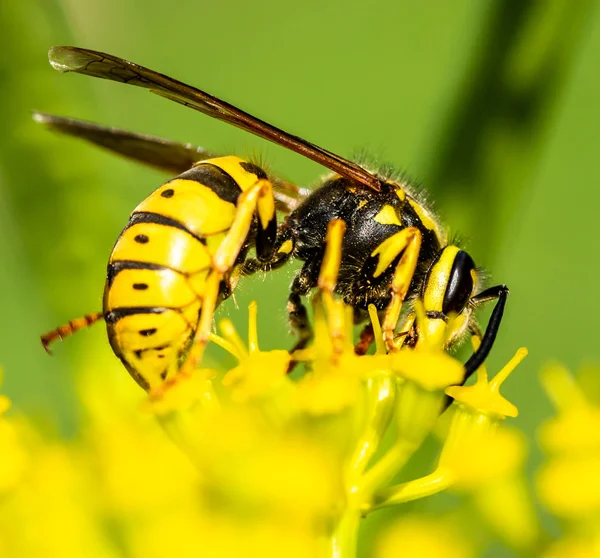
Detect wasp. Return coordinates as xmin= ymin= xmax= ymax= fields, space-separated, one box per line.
xmin=40 ymin=46 xmax=508 ymax=392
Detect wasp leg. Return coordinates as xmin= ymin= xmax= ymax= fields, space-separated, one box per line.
xmin=468 ymin=320 xmax=483 ymax=340
xmin=287 ymin=221 xmax=347 ymax=372
xmin=237 ymin=253 xmax=289 ymax=276
xmin=287 ymin=261 xmax=319 ymax=353
xmin=41 ymin=312 xmax=104 ymax=354
xmin=354 ymin=324 xmax=375 ymax=355
xmin=235 ymin=222 xmax=295 ymax=277
xmin=317 ymin=219 xmax=348 ymax=356
xmin=237 ymin=258 xmax=264 ymax=276
xmin=175 ymin=179 xmax=276 ymax=381
xmin=396 ymin=311 xmax=417 ymax=348
xmin=237 ymin=231 xmax=295 ymax=275
xmin=371 ymin=227 xmax=422 ymax=352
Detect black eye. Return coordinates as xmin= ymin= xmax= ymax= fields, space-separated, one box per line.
xmin=442 ymin=251 xmax=475 ymax=315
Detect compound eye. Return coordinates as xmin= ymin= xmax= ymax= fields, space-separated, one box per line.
xmin=442 ymin=250 xmax=476 ymax=315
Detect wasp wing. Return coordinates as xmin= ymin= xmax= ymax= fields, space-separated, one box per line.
xmin=33 ymin=111 xmax=303 ymax=213
xmin=33 ymin=111 xmax=215 ymax=175
xmin=48 ymin=46 xmax=381 ymax=192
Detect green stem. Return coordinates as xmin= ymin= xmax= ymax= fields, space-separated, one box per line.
xmin=348 ymin=373 xmax=395 ymax=480
xmin=328 ymin=373 xmax=396 ymax=557
xmin=368 ymin=468 xmax=454 ymax=513
xmin=329 ymin=507 xmax=361 ymax=558
xmin=358 ymin=438 xmax=419 ymax=500
xmin=358 ymin=382 xmax=445 ymax=502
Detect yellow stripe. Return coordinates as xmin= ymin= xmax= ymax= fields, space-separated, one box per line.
xmin=134 ymin=179 xmax=236 ymax=237
xmin=204 ymin=156 xmax=262 ymax=191
xmin=373 ymin=204 xmax=401 ymax=226
xmin=110 ymin=222 xmax=212 ymax=271
xmin=113 ymin=311 xmax=190 ymax=351
xmin=408 ymin=200 xmax=444 ymax=242
xmin=256 ymin=179 xmax=275 ymax=230
xmin=384 ymin=181 xmax=405 ymax=201
xmin=278 ymin=239 xmax=294 ymax=255
xmin=371 ymin=231 xmax=408 ymax=278
xmin=423 ymin=246 xmax=460 ymax=312
xmin=105 ymin=268 xmax=197 ymax=310
xmin=113 ymin=309 xmax=194 ymax=389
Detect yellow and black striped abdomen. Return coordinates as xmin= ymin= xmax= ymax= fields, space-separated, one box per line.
xmin=103 ymin=156 xmax=264 ymax=390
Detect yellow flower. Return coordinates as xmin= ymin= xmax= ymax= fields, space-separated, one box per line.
xmin=369 ymin=344 xmax=526 ymax=514
xmin=219 ymin=302 xmax=292 ymax=404
xmin=14 ymin=216 xmax=600 ymax=557
xmin=374 ymin=515 xmax=474 ymax=558
xmin=294 ymin=299 xmax=362 ymax=415
xmin=0 ymin=419 xmax=27 ymax=494
xmin=536 ymin=363 xmax=600 ymax=523
xmin=0 ymin=370 xmax=27 ymax=494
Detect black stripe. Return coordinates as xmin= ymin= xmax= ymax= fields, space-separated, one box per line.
xmin=133 ymin=344 xmax=170 ymax=360
xmin=106 ymin=260 xmax=167 ymax=287
xmin=127 ymin=212 xmax=208 ymax=246
xmin=105 ymin=306 xmax=167 ymax=324
xmin=176 ymin=163 xmax=241 ymax=205
xmin=84 ymin=313 xmax=99 ymax=325
xmin=240 ymin=161 xmax=268 ymax=180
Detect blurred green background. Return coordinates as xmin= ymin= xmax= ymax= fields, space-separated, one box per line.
xmin=1 ymin=0 xmax=599 ymax=554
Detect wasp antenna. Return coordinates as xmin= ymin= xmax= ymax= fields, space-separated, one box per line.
xmin=463 ymin=285 xmax=509 ymax=380
xmin=41 ymin=312 xmax=104 ymax=354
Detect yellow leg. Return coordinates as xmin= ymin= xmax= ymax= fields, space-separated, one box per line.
xmin=370 ymin=227 xmax=422 ymax=352
xmin=177 ymin=179 xmax=276 ymax=381
xmin=213 ymin=179 xmax=273 ymax=272
xmin=316 ymin=219 xmax=347 ymax=357
xmin=317 ymin=219 xmax=345 ymax=294
xmin=397 ymin=311 xmax=416 ymax=348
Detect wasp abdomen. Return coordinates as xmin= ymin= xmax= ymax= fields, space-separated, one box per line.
xmin=102 ymin=157 xmax=263 ymax=390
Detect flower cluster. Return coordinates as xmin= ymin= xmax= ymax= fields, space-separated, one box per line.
xmin=0 ymin=287 xmax=532 ymax=558
xmin=1 ymin=229 xmax=598 ymax=555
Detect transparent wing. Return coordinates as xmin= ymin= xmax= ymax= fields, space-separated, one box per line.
xmin=34 ymin=111 xmax=304 ymax=213
xmin=48 ymin=46 xmax=382 ymax=192
xmin=33 ymin=111 xmax=215 ymax=174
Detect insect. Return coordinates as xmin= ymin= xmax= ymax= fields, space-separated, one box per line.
xmin=40 ymin=46 xmax=508 ymax=392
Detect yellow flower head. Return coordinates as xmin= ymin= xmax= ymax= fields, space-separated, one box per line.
xmin=374 ymin=514 xmax=474 ymax=558
xmin=538 ymin=363 xmax=600 ymax=455
xmin=143 ymin=367 xmax=217 ymax=416
xmin=445 ymin=340 xmax=525 ymax=419
xmin=294 ymin=296 xmax=364 ymax=415
xmin=0 ymin=369 xmax=11 ymax=416
xmin=536 ymin=364 xmax=600 ymax=521
xmin=220 ymin=302 xmax=291 ymax=403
